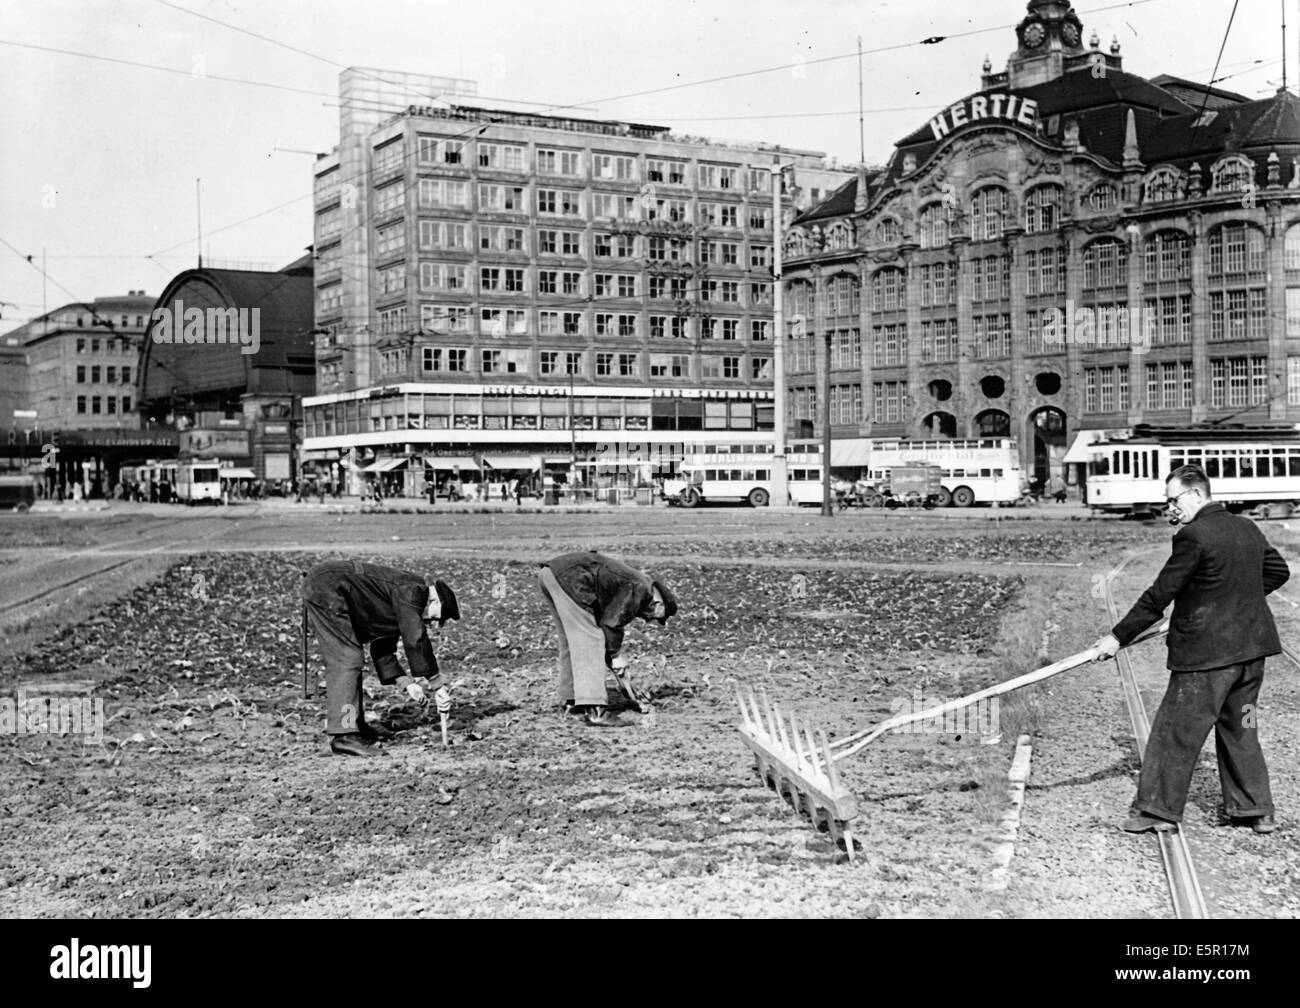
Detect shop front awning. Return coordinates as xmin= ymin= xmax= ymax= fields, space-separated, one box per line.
xmin=219 ymin=467 xmax=256 ymax=479
xmin=360 ymin=457 xmax=409 ymax=473
xmin=1063 ymin=429 xmax=1126 ymax=463
xmin=424 ymin=456 xmax=479 ymax=471
xmin=480 ymin=455 xmax=541 ymax=470
xmin=830 ymin=439 xmax=872 ymax=467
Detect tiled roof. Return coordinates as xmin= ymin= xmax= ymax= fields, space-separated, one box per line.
xmin=1143 ymin=89 xmax=1300 ymax=164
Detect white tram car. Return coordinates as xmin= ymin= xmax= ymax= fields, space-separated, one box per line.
xmin=1081 ymin=425 xmax=1300 ymax=516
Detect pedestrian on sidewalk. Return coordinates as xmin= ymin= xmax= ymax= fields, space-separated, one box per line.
xmin=1094 ymin=464 xmax=1289 ymax=835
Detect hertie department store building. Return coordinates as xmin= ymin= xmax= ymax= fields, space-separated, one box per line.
xmin=784 ymin=0 xmax=1300 ymax=485
xmin=300 ymin=67 xmax=854 ymax=495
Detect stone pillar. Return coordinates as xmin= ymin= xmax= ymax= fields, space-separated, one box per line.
xmin=1006 ymin=230 xmax=1029 ymax=470
xmin=1188 ymin=211 xmax=1209 ymax=420
xmin=953 ymin=236 xmax=973 ymax=437
xmin=1268 ymin=201 xmax=1288 ymax=420
xmin=903 ymin=246 xmax=923 ymax=434
xmin=1126 ymin=225 xmax=1146 ymax=424
xmin=1063 ymin=223 xmax=1085 ymax=430
xmin=857 ymin=254 xmax=872 ymax=435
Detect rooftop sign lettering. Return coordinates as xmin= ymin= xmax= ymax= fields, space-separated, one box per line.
xmin=929 ymin=94 xmax=1039 ymax=142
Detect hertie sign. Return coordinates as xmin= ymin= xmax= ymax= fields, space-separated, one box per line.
xmin=928 ymin=93 xmax=1040 ymax=141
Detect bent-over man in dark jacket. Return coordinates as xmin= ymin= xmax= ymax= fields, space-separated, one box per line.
xmin=302 ymin=559 xmax=460 ymax=756
xmin=1094 ymin=464 xmax=1289 ymax=834
xmin=538 ymin=551 xmax=678 ymax=727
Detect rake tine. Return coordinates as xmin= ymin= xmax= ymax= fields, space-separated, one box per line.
xmin=787 ymin=712 xmax=806 ymax=772
xmin=818 ymin=730 xmax=840 ymax=790
xmin=773 ymin=705 xmax=795 ymax=764
xmin=759 ymin=691 xmax=780 ymax=749
xmin=840 ymin=823 xmax=856 ymax=862
xmin=803 ymin=724 xmax=821 ymax=781
xmin=757 ymin=687 xmax=774 ymax=730
xmin=735 ymin=687 xmax=750 ymax=729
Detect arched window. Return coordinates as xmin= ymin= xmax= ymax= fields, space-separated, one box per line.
xmin=1087 ymin=182 xmax=1118 ymax=212
xmin=970 ymin=187 xmax=1007 ymax=241
xmin=1142 ymin=230 xmax=1190 ymax=282
xmin=975 ymin=409 xmax=1011 ymax=437
xmin=784 ymin=229 xmax=808 ymax=257
xmin=827 ymin=222 xmax=852 ymax=250
xmin=786 ymin=280 xmax=813 ymax=319
xmin=1144 ymin=167 xmax=1183 ymax=204
xmin=1206 ymin=223 xmax=1266 ymax=275
xmin=876 ymin=218 xmax=901 ymax=246
xmin=1082 ymin=238 xmax=1128 ymax=290
xmin=1024 ymin=185 xmax=1062 ymax=234
xmin=918 ymin=203 xmax=952 ymax=249
xmin=870 ymin=267 xmax=906 ymax=312
xmin=1286 ymin=224 xmax=1300 ymax=271
xmin=1210 ymin=155 xmax=1256 ymax=196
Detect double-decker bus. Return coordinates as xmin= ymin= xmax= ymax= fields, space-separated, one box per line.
xmin=663 ymin=441 xmax=826 ymax=507
xmin=862 ymin=438 xmax=1021 ymax=507
xmin=1080 ymin=424 xmax=1300 ymax=516
xmin=174 ymin=459 xmax=222 ymax=505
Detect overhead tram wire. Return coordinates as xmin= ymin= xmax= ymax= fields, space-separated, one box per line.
xmin=2 ymin=0 xmax=1169 ymax=134
xmin=1186 ymin=0 xmax=1242 ymax=153
xmin=151 ymin=0 xmax=589 ymax=114
xmin=7 ymin=0 xmax=1177 ymax=271
xmin=5 ymin=0 xmax=1176 ymax=357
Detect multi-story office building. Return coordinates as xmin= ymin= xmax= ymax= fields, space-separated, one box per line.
xmin=303 ymin=68 xmax=854 ymax=492
xmin=783 ymin=0 xmax=1300 ymax=484
xmin=9 ymin=293 xmax=153 ymax=430
xmin=2 ymin=292 xmax=164 ymax=493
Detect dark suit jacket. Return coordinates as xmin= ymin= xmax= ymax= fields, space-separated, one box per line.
xmin=303 ymin=560 xmax=438 ymax=683
xmin=1111 ymin=502 xmax=1290 ymax=671
xmin=544 ymin=551 xmax=657 ymax=665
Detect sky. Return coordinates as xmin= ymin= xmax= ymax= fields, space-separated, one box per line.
xmin=0 ymin=0 xmax=1285 ymax=336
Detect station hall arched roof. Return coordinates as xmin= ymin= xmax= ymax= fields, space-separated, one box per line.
xmin=139 ymin=257 xmax=314 ymax=403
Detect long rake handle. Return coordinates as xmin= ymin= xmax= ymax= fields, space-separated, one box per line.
xmin=830 ymin=618 xmax=1170 ymax=763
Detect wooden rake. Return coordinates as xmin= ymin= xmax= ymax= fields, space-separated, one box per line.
xmin=736 ymin=686 xmax=859 ymax=858
xmin=737 ymin=619 xmax=1169 ymax=861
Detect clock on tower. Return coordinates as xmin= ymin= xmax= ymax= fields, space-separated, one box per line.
xmin=1023 ymin=21 xmax=1046 ymax=48
xmin=1062 ymin=21 xmax=1080 ymax=46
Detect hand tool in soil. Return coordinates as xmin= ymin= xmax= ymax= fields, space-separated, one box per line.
xmin=736 ymin=618 xmax=1170 ymax=861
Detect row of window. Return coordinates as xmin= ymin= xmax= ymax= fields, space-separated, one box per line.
xmin=64 ymin=316 xmax=146 ymax=332
xmin=386 ymin=263 xmax=774 ymax=303
xmin=307 ymin=397 xmax=768 ymax=437
xmin=369 ymin=303 xmax=779 ymax=340
xmin=370 ymin=345 xmax=773 ymax=382
xmin=1084 ymin=356 xmax=1274 ymax=412
xmin=75 ymin=365 xmax=131 ymax=384
xmin=354 ymin=221 xmax=776 ymax=264
xmin=899 ymin=181 xmax=1260 ymax=250
xmin=394 ymin=179 xmax=776 ymax=228
xmin=389 ymin=137 xmax=779 ymax=192
xmin=75 ymin=395 xmax=132 ymax=415
xmin=74 ymin=337 xmax=135 ymax=354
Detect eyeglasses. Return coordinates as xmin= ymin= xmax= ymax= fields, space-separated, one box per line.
xmin=1165 ymin=488 xmax=1197 ymax=509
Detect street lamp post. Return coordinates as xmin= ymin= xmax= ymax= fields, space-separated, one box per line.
xmin=568 ymin=367 xmax=577 ymax=503
xmin=770 ymin=157 xmax=792 ymax=508
xmin=821 ymin=329 xmax=834 ymax=517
